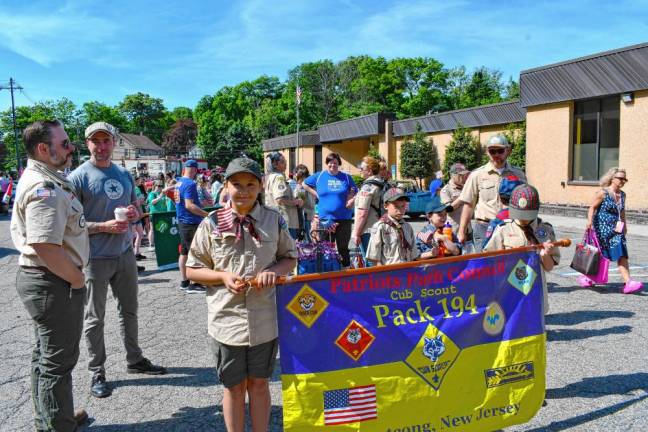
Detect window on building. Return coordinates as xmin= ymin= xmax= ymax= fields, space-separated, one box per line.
xmin=289 ymin=147 xmax=296 ymax=173
xmin=314 ymin=146 xmax=322 ymax=172
xmin=572 ymin=96 xmax=619 ymax=181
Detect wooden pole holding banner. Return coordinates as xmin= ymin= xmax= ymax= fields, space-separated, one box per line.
xmin=248 ymin=238 xmax=572 ymax=288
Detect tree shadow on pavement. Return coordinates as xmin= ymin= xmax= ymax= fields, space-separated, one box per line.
xmin=546 ymin=325 xmax=632 ymax=342
xmin=546 ymin=310 xmax=634 ymax=326
xmin=84 ymin=404 xmax=283 ymax=431
xmin=110 ymin=367 xmax=217 ymax=389
xmin=547 ymin=373 xmax=648 ymax=399
xmin=524 ymin=393 xmax=648 ymax=432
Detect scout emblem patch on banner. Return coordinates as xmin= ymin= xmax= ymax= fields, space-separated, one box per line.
xmin=277 ymin=250 xmax=546 ymax=431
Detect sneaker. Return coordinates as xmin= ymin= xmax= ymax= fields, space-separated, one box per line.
xmin=137 ymin=265 xmax=145 ymax=273
xmin=622 ymin=280 xmax=644 ymax=294
xmin=577 ymin=275 xmax=594 ymax=288
xmin=135 ymin=253 xmax=147 ymax=261
xmin=90 ymin=375 xmax=112 ymax=398
xmin=186 ymin=283 xmax=206 ymax=294
xmin=127 ymin=358 xmax=167 ymax=375
xmin=179 ymin=279 xmax=190 ymax=292
xmin=73 ymin=409 xmax=88 ymax=426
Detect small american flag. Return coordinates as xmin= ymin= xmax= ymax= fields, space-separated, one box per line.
xmin=215 ymin=206 xmax=234 ymax=233
xmin=296 ymin=85 xmax=302 ymax=105
xmin=323 ymin=384 xmax=377 ymax=426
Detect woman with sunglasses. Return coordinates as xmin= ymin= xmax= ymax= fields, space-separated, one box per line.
xmin=583 ymin=168 xmax=643 ymax=294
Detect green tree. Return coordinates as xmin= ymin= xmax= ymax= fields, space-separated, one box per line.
xmin=443 ymin=124 xmax=482 ymax=181
xmin=117 ymin=92 xmax=168 ymax=142
xmin=503 ymin=121 xmax=526 ymax=170
xmin=81 ymin=101 xmax=128 ymax=132
xmin=446 ymin=67 xmax=506 ymax=110
xmin=399 ymin=124 xmax=439 ymax=188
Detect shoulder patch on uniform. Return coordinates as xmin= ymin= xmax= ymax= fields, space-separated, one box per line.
xmin=35 ymin=188 xmax=56 ymax=198
xmin=278 ymin=214 xmax=288 ymax=230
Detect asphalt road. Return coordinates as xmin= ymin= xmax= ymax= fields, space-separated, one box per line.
xmin=1 ymin=213 xmax=647 ymax=431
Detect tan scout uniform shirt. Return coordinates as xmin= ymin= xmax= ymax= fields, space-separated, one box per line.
xmin=186 ymin=203 xmax=297 ymax=346
xmin=353 ymin=175 xmax=383 ymax=235
xmin=459 ymin=162 xmax=526 ymax=221
xmin=366 ymin=216 xmax=420 ymax=265
xmin=265 ymin=171 xmax=299 ymax=229
xmin=440 ymin=179 xmax=467 ymax=232
xmin=11 ymin=159 xmax=89 ymax=268
xmin=483 ymin=218 xmax=559 ymax=313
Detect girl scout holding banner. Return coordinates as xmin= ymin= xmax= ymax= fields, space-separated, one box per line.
xmin=186 ymin=158 xmax=297 ymax=432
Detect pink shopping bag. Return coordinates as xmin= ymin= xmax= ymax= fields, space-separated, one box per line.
xmin=587 ymin=228 xmax=609 ymax=284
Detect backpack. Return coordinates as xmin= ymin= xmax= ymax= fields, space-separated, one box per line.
xmin=362 ymin=178 xmax=388 ymax=217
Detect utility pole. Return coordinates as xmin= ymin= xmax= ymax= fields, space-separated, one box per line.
xmin=0 ymin=78 xmax=23 ymax=171
xmin=295 ymin=75 xmax=301 ymax=169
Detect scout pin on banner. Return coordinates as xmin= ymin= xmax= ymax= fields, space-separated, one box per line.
xmin=272 ymin=241 xmax=569 ymax=431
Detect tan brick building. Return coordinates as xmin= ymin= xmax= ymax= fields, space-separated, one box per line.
xmin=522 ymin=42 xmax=648 ymax=211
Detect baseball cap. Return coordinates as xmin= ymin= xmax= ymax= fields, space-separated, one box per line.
xmin=509 ymin=184 xmax=540 ymax=220
xmin=449 ymin=163 xmax=469 ymax=175
xmin=85 ymin=122 xmax=116 ymax=139
xmin=486 ymin=134 xmax=510 ymax=148
xmin=425 ymin=196 xmax=449 ymax=214
xmin=383 ymin=187 xmax=409 ymax=203
xmin=224 ymin=157 xmax=263 ymax=181
xmin=498 ymin=175 xmax=524 ymax=200
xmin=184 ymin=159 xmax=198 ymax=168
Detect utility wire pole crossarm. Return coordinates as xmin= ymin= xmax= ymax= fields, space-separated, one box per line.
xmin=0 ymin=78 xmax=24 ymax=171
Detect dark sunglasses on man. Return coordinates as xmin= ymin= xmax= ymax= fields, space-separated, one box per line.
xmin=614 ymin=176 xmax=628 ymax=182
xmin=488 ymin=147 xmax=506 ymax=155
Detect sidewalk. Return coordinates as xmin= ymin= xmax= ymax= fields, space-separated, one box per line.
xmin=539 ymin=213 xmax=648 ymax=237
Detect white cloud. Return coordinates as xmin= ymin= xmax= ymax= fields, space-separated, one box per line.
xmin=0 ymin=8 xmax=117 ymax=67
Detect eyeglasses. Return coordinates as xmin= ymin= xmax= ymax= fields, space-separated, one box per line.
xmin=614 ymin=177 xmax=628 ymax=182
xmin=488 ymin=148 xmax=506 ymax=155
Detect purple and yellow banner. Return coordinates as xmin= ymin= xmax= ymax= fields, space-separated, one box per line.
xmin=277 ymin=250 xmax=546 ymax=431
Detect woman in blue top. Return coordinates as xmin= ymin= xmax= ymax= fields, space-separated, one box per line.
xmin=584 ymin=168 xmax=643 ymax=294
xmin=303 ymin=152 xmax=357 ymax=267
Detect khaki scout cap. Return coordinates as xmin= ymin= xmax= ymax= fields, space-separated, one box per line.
xmin=383 ymin=187 xmax=410 ymax=203
xmin=225 ymin=157 xmax=263 ymax=181
xmin=85 ymin=122 xmax=116 ymax=139
xmin=486 ymin=134 xmax=510 ymax=148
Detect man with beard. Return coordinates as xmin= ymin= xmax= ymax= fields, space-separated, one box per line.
xmin=11 ymin=120 xmax=90 ymax=430
xmin=457 ymin=135 xmax=526 ymax=252
xmin=68 ymin=122 xmax=166 ymax=399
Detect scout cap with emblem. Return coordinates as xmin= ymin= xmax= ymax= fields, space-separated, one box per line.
xmin=425 ymin=196 xmax=449 ymax=214
xmin=509 ymin=184 xmax=540 ymax=220
xmin=225 ymin=157 xmax=263 ymax=181
xmin=85 ymin=121 xmax=116 ymax=139
xmin=383 ymin=187 xmax=409 ymax=203
xmin=449 ymin=163 xmax=469 ymax=175
xmin=486 ymin=134 xmax=510 ymax=148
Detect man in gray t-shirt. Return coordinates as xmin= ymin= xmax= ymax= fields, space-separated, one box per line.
xmin=68 ymin=122 xmax=166 ymax=400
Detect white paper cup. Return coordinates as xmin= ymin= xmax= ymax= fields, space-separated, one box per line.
xmin=114 ymin=207 xmax=129 ymax=222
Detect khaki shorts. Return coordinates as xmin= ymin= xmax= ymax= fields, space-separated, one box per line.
xmin=210 ymin=337 xmax=278 ymax=388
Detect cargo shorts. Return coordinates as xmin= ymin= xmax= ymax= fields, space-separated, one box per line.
xmin=210 ymin=337 xmax=278 ymax=388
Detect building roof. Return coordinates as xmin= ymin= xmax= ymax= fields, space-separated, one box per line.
xmin=119 ymin=132 xmax=163 ymax=152
xmin=262 ymin=130 xmax=320 ymax=151
xmin=319 ymin=112 xmax=395 ymax=143
xmin=392 ymin=100 xmax=525 ymax=137
xmin=520 ymin=42 xmax=648 ymax=107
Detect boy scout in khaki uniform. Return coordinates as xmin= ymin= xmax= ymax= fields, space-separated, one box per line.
xmin=458 ymin=134 xmax=526 ymax=251
xmin=11 ymin=120 xmax=90 ymax=431
xmin=366 ymin=188 xmax=420 ymax=265
xmin=264 ymin=152 xmax=302 ymax=238
xmin=186 ymin=157 xmax=297 ymax=432
xmin=483 ymin=184 xmax=560 ymax=313
xmin=439 ymin=162 xmax=470 ymax=233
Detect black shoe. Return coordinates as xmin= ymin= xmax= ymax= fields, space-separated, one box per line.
xmin=179 ymin=279 xmax=190 ymax=292
xmin=90 ymin=375 xmax=112 ymax=398
xmin=135 ymin=253 xmax=147 ymax=261
xmin=137 ymin=265 xmax=145 ymax=273
xmin=185 ymin=283 xmax=206 ymax=294
xmin=127 ymin=358 xmax=167 ymax=375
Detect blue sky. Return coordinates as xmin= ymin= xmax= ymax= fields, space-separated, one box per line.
xmin=0 ymin=0 xmax=647 ymax=111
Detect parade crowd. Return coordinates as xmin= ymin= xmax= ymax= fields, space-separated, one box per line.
xmin=9 ymin=119 xmax=642 ymax=431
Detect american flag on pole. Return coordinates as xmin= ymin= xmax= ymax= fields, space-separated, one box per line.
xmin=323 ymin=384 xmax=377 ymax=426
xmin=296 ymin=85 xmax=302 ymax=105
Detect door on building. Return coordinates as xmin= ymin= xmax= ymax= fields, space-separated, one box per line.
xmin=289 ymin=147 xmax=296 ymax=174
xmin=314 ymin=146 xmax=322 ymax=172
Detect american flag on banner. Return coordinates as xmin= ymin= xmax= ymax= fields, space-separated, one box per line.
xmin=323 ymin=384 xmax=377 ymax=426
xmin=296 ymin=85 xmax=302 ymax=105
